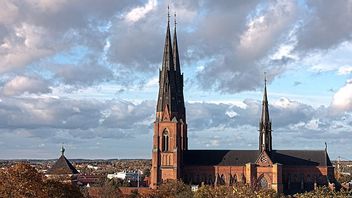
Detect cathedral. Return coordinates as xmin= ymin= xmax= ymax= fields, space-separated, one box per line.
xmin=150 ymin=14 xmax=335 ymax=194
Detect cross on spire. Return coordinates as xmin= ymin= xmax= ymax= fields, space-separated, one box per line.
xmin=61 ymin=145 xmax=65 ymax=155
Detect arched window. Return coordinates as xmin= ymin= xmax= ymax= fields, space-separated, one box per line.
xmin=259 ymin=177 xmax=268 ymax=189
xmin=162 ymin=129 xmax=169 ymax=152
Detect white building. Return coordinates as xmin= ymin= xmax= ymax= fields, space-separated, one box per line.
xmin=107 ymin=171 xmax=139 ymax=181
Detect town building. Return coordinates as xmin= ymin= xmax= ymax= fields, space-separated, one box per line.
xmin=45 ymin=146 xmax=79 ymax=184
xmin=150 ymin=12 xmax=335 ymax=194
xmin=107 ymin=171 xmax=141 ymax=181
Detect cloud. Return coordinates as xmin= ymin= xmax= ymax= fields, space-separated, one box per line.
xmin=53 ymin=61 xmax=113 ymax=87
xmin=0 ymin=0 xmax=139 ymax=74
xmin=337 ymin=66 xmax=352 ymax=75
xmin=296 ymin=0 xmax=352 ymax=50
xmin=195 ymin=0 xmax=298 ymax=92
xmin=1 ymin=75 xmax=51 ymax=96
xmin=1 ymin=0 xmax=350 ymax=94
xmin=125 ymin=0 xmax=157 ymax=23
xmin=331 ymin=79 xmax=352 ymax=112
xmin=0 ymin=97 xmax=155 ymax=139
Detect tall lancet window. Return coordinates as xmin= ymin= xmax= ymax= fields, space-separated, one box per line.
xmin=162 ymin=129 xmax=169 ymax=152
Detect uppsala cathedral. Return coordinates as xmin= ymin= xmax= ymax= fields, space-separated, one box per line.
xmin=150 ymin=13 xmax=335 ymax=194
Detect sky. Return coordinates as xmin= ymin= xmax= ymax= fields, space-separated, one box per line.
xmin=0 ymin=0 xmax=351 ymax=160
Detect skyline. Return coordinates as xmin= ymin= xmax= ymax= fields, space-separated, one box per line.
xmin=0 ymin=0 xmax=351 ymax=160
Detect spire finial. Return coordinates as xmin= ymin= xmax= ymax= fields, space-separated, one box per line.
xmin=174 ymin=12 xmax=177 ymax=26
xmin=61 ymin=145 xmax=65 ymax=155
xmin=264 ymin=72 xmax=267 ymax=86
xmin=325 ymin=142 xmax=327 ymax=151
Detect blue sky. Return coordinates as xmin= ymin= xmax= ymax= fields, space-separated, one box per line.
xmin=0 ymin=0 xmax=351 ymax=160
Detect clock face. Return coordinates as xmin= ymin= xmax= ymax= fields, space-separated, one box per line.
xmin=260 ymin=155 xmax=268 ymax=163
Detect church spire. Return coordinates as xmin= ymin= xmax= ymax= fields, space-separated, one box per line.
xmin=259 ymin=73 xmax=272 ymax=152
xmin=156 ymin=8 xmax=177 ymax=117
xmin=173 ymin=12 xmax=180 ymax=73
xmin=162 ymin=5 xmax=173 ymax=71
xmin=261 ymin=74 xmax=270 ymax=124
xmin=172 ymin=11 xmax=186 ymax=121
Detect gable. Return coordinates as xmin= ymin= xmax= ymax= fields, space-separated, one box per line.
xmin=256 ymin=151 xmax=273 ymax=166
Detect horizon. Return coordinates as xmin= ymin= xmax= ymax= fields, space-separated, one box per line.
xmin=0 ymin=0 xmax=351 ymax=160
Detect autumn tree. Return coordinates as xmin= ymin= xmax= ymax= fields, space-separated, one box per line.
xmin=0 ymin=163 xmax=47 ymax=197
xmin=98 ymin=179 xmax=123 ymax=198
xmin=154 ymin=180 xmax=193 ymax=198
xmin=194 ymin=183 xmax=278 ymax=198
xmin=294 ymin=186 xmax=351 ymax=198
xmin=0 ymin=163 xmax=84 ymax=198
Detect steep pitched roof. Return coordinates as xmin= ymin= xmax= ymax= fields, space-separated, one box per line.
xmin=47 ymin=155 xmax=79 ymax=175
xmin=183 ymin=150 xmax=259 ymax=166
xmin=183 ymin=150 xmax=332 ymax=167
xmin=156 ymin=15 xmax=178 ymax=114
xmin=271 ymin=150 xmax=332 ymax=166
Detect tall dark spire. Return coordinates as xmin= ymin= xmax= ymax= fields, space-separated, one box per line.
xmin=259 ymin=73 xmax=272 ymax=152
xmin=156 ymin=9 xmax=177 ymax=117
xmin=161 ymin=6 xmax=173 ymax=71
xmin=261 ymin=74 xmax=270 ymax=124
xmin=172 ymin=11 xmax=186 ymax=121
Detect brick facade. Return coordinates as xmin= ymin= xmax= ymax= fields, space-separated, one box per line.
xmin=150 ymin=14 xmax=335 ymax=195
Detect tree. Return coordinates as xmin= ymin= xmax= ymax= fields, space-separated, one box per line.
xmin=0 ymin=163 xmax=84 ymax=198
xmin=46 ymin=180 xmax=84 ymax=198
xmin=98 ymin=179 xmax=123 ymax=198
xmin=155 ymin=180 xmax=193 ymax=198
xmin=337 ymin=174 xmax=352 ymax=184
xmin=294 ymin=186 xmax=351 ymax=198
xmin=194 ymin=183 xmax=278 ymax=198
xmin=0 ymin=163 xmax=47 ymax=198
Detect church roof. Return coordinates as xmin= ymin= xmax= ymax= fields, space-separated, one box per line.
xmin=183 ymin=150 xmax=259 ymax=166
xmin=183 ymin=150 xmax=332 ymax=167
xmin=270 ymin=150 xmax=332 ymax=166
xmin=47 ymin=154 xmax=79 ymax=175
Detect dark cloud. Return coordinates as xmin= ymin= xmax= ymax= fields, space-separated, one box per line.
xmin=296 ymin=0 xmax=352 ymax=50
xmin=53 ymin=62 xmax=113 ymax=86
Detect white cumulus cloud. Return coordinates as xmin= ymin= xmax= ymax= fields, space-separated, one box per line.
xmin=125 ymin=0 xmax=157 ymax=23
xmin=331 ymin=79 xmax=352 ymax=112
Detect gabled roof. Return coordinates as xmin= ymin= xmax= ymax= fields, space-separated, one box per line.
xmin=183 ymin=150 xmax=259 ymax=166
xmin=47 ymin=155 xmax=79 ymax=175
xmin=183 ymin=149 xmax=332 ymax=167
xmin=271 ymin=150 xmax=332 ymax=166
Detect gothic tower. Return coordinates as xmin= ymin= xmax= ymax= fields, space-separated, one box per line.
xmin=259 ymin=75 xmax=272 ymax=152
xmin=150 ymin=12 xmax=187 ymax=189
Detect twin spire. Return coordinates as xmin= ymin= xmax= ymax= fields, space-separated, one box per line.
xmin=156 ymin=8 xmax=185 ymax=121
